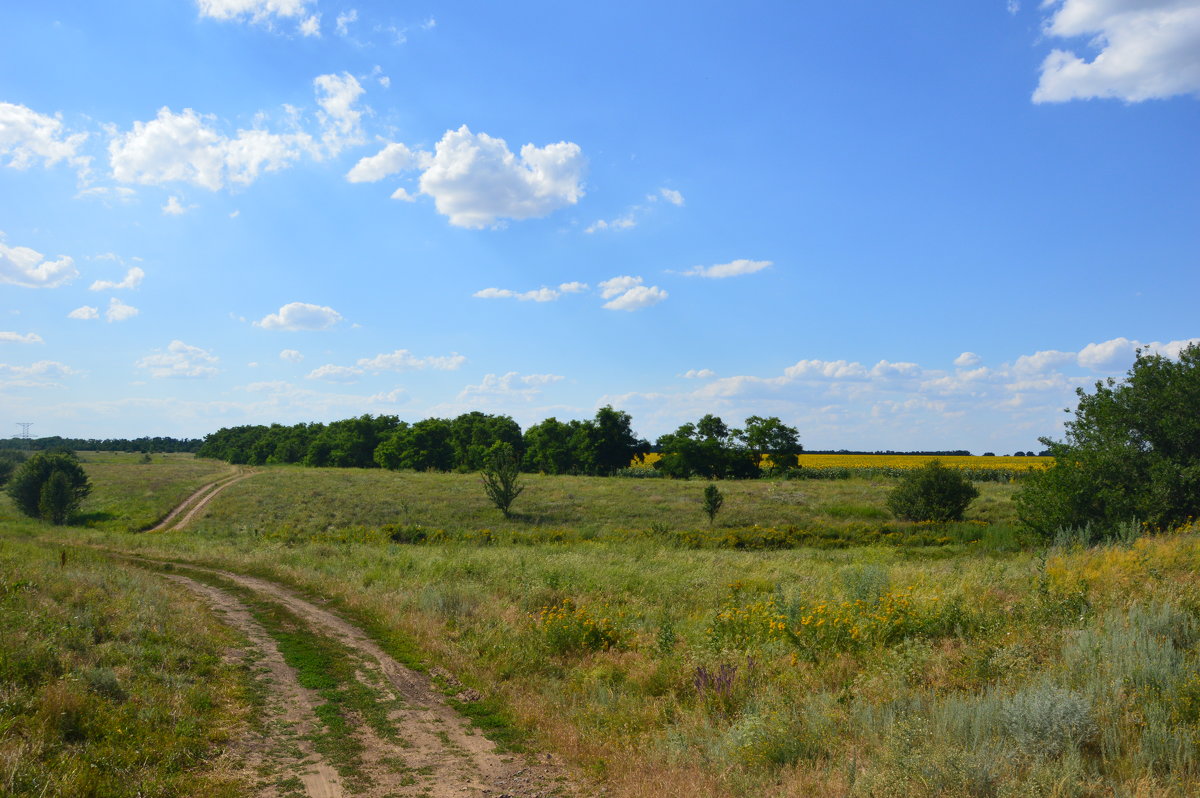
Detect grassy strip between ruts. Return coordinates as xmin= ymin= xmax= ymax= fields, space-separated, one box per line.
xmin=143 ymin=561 xmax=410 ymax=793
xmin=183 ymin=555 xmax=529 ymax=755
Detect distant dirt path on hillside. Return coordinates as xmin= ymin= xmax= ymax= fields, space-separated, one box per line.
xmin=138 ymin=557 xmax=582 ymax=798
xmin=148 ymin=468 xmax=255 ymax=532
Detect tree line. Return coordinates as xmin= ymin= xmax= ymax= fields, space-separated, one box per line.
xmin=196 ymin=408 xmax=805 ymax=479
xmin=0 ymin=436 xmax=203 ymax=453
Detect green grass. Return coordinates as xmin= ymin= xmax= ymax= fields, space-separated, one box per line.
xmin=8 ymin=457 xmax=1200 ymax=797
xmin=0 ymin=532 xmax=247 ymax=797
xmin=76 ymin=452 xmax=229 ymax=531
xmin=187 ymin=464 xmax=1020 ymax=542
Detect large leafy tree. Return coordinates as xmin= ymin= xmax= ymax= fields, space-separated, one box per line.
xmin=654 ymin=415 xmax=759 ymax=479
xmin=591 ymin=406 xmax=649 ymax=475
xmin=1015 ymin=343 xmax=1200 ymax=535
xmin=740 ymin=415 xmax=802 ymax=469
xmin=7 ymin=451 xmax=92 ymax=524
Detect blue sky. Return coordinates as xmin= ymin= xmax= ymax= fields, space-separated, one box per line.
xmin=2 ymin=0 xmax=1197 ymax=453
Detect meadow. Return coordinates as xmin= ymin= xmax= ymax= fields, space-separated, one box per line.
xmin=2 ymin=454 xmax=1198 ymax=797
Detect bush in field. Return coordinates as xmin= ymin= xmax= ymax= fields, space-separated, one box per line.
xmin=886 ymin=460 xmax=979 ymax=522
xmin=7 ymin=451 xmax=91 ymax=524
xmin=702 ymin=484 xmax=724 ymax=525
xmin=1016 ymin=343 xmax=1200 ymax=536
xmin=480 ymin=442 xmax=523 ymax=519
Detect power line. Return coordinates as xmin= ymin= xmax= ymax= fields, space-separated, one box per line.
xmin=16 ymin=423 xmax=32 ymax=440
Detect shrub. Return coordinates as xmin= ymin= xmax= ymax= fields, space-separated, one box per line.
xmin=6 ymin=451 xmax=91 ymax=524
xmin=886 ymin=460 xmax=979 ymax=522
xmin=1002 ymin=683 xmax=1095 ymax=757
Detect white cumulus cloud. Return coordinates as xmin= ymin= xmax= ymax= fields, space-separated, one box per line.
xmin=1034 ymin=0 xmax=1200 ymax=102
xmin=659 ymin=187 xmax=685 ymax=206
xmin=255 ymin=302 xmax=343 ymax=331
xmin=109 ymin=107 xmax=312 ymax=190
xmin=0 ymin=240 xmax=78 ymax=288
xmin=162 ymin=195 xmax=195 ymax=215
xmin=105 ymin=298 xmax=139 ymax=322
xmin=90 ymin=266 xmax=145 ymax=291
xmin=307 ymin=364 xmax=364 ymax=382
xmin=418 ymin=125 xmax=585 ymax=228
xmin=585 ymin=214 xmax=637 ymax=234
xmin=279 ymin=348 xmax=304 ymax=362
xmin=68 ymin=306 xmax=99 ymax=320
xmin=0 ymin=360 xmax=77 ymax=387
xmin=0 ymin=332 xmax=43 ymax=344
xmin=357 ymin=349 xmax=466 ymax=371
xmin=954 ymin=352 xmax=982 ymax=368
xmin=346 ymin=141 xmax=425 ymax=183
xmin=682 ymin=369 xmax=716 ymax=379
xmin=314 ymin=72 xmax=366 ymax=155
xmin=682 ymin=259 xmax=772 ymax=278
xmin=473 ymin=282 xmax=589 ymax=302
xmin=598 ymin=275 xmax=668 ymax=311
xmin=598 ymin=275 xmax=643 ymax=299
xmin=136 ymin=340 xmax=219 ymax=378
xmin=457 ymin=371 xmax=564 ymax=401
xmin=603 ymin=285 xmax=668 ymax=311
xmin=0 ymin=102 xmax=89 ymax=173
xmin=196 ymin=0 xmax=313 ymax=31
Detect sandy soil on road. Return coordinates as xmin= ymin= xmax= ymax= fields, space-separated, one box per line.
xmin=155 ymin=562 xmax=581 ymax=798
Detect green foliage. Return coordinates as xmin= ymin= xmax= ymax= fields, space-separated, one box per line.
xmin=742 ymin=415 xmax=802 ymax=472
xmin=536 ymin=598 xmax=623 ymax=654
xmin=702 ymin=484 xmax=724 ymax=524
xmin=6 ymin=451 xmax=91 ymax=524
xmin=374 ymin=418 xmax=453 ymax=471
xmin=480 ymin=442 xmax=524 ymax=518
xmin=0 ymin=449 xmax=27 ymax=486
xmin=654 ymin=415 xmax=759 ymax=479
xmin=449 ymin=412 xmax=524 ymax=472
xmin=886 ymin=460 xmax=979 ymax=522
xmin=1016 ymin=343 xmax=1200 ymax=536
xmin=37 ymin=471 xmax=77 ymax=525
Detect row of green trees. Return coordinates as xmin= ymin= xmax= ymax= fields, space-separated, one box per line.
xmin=198 ymin=407 xmax=653 ymax=476
xmin=198 ymin=408 xmax=807 ymax=479
xmin=0 ymin=436 xmax=202 ymax=453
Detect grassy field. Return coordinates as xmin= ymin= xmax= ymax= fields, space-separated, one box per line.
xmin=0 ymin=529 xmax=247 ymax=796
xmin=74 ymin=451 xmax=231 ymax=532
xmin=5 ymin=455 xmax=1199 ymax=797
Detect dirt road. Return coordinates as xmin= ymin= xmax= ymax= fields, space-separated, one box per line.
xmin=147 ymin=468 xmax=256 ymax=532
xmin=149 ymin=559 xmax=579 ymax=798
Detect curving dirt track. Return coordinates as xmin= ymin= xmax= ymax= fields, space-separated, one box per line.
xmin=148 ymin=468 xmax=256 ymax=532
xmin=142 ymin=557 xmax=582 ymax=798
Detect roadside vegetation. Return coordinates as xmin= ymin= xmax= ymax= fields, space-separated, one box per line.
xmin=0 ymin=533 xmax=245 ymax=796
xmin=1 ymin=344 xmax=1194 ymax=797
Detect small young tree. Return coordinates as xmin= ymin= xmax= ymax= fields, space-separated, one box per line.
xmin=481 ymin=441 xmax=524 ymax=519
xmin=886 ymin=460 xmax=978 ymax=522
xmin=702 ymin=483 xmax=724 ymax=525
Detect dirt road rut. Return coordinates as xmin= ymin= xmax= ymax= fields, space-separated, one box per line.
xmin=157 ymin=561 xmax=579 ymax=798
